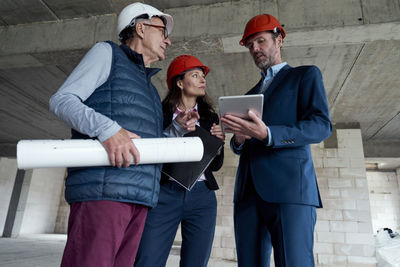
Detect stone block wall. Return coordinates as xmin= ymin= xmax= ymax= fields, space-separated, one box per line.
xmin=366 ymin=170 xmax=400 ymax=233
xmin=212 ymin=135 xmax=238 ymax=260
xmin=313 ymin=129 xmax=376 ymax=266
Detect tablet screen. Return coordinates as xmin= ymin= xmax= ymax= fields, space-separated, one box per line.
xmin=218 ymin=94 xmax=264 ymax=119
xmin=218 ymin=94 xmax=264 ymax=131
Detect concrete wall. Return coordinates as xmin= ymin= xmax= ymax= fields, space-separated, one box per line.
xmin=212 ymin=136 xmax=238 ymax=260
xmin=18 ymin=168 xmax=65 ymax=234
xmin=0 ymin=157 xmax=18 ymax=234
xmin=313 ymin=129 xmax=376 ymax=266
xmin=366 ymin=170 xmax=400 ymax=233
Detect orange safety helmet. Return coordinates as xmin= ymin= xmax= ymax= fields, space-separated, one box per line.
xmin=166 ymin=55 xmax=210 ymax=90
xmin=239 ymin=14 xmax=286 ymax=46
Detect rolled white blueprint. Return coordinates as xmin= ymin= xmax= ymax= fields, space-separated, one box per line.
xmin=17 ymin=138 xmax=203 ymax=169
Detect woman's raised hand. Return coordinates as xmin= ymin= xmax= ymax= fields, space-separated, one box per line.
xmin=175 ymin=110 xmax=200 ymax=132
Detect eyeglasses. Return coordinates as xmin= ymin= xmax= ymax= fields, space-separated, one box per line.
xmin=143 ymin=23 xmax=168 ymax=39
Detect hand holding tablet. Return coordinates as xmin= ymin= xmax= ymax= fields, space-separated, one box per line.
xmin=218 ymin=94 xmax=264 ymax=119
xmin=218 ymin=94 xmax=264 ymax=132
xmin=219 ymin=94 xmax=269 ymax=142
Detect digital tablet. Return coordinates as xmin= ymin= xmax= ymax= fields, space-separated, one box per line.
xmin=218 ymin=94 xmax=264 ymax=120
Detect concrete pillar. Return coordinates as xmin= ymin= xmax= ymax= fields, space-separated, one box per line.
xmin=212 ymin=135 xmax=238 ymax=261
xmin=2 ymin=167 xmax=65 ymax=237
xmin=397 ymin=168 xmax=400 ymax=194
xmin=0 ymin=157 xmax=18 ymax=235
xmin=313 ymin=128 xmax=376 ymax=266
xmin=54 ymin=180 xmax=69 ymax=234
xmin=18 ymin=168 xmax=65 ymax=235
xmin=3 ymin=169 xmax=33 ymax=237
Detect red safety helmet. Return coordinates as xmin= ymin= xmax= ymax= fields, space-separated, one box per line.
xmin=239 ymin=14 xmax=286 ymax=46
xmin=166 ymin=55 xmax=210 ymax=90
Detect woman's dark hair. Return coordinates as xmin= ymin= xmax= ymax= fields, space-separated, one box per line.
xmin=162 ymin=72 xmax=215 ymax=119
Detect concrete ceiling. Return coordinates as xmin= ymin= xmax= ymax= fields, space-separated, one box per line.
xmin=0 ymin=0 xmax=400 ymax=160
xmin=0 ymin=0 xmax=237 ymax=26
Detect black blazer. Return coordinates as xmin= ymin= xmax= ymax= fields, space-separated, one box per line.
xmin=162 ymin=104 xmax=224 ymax=190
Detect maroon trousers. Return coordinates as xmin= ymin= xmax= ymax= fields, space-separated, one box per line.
xmin=61 ymin=200 xmax=148 ymax=267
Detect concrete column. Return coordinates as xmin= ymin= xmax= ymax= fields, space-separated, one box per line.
xmin=18 ymin=168 xmax=65 ymax=235
xmin=54 ymin=180 xmax=69 ymax=234
xmin=212 ymin=135 xmax=238 ymax=261
xmin=313 ymin=128 xmax=376 ymax=266
xmin=397 ymin=168 xmax=400 ymax=194
xmin=3 ymin=169 xmax=33 ymax=237
xmin=0 ymin=157 xmax=18 ymax=235
xmin=2 ymin=167 xmax=65 ymax=237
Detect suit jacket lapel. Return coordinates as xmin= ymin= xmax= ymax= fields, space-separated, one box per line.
xmin=262 ymin=64 xmax=292 ymax=101
xmin=247 ymin=79 xmax=263 ymax=95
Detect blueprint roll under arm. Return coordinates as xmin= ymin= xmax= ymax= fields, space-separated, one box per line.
xmin=17 ymin=138 xmax=203 ymax=169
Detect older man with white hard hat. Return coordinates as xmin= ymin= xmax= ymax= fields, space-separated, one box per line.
xmin=49 ymin=3 xmax=173 ymax=266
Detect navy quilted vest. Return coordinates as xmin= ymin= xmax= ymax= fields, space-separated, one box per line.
xmin=65 ymin=41 xmax=163 ymax=207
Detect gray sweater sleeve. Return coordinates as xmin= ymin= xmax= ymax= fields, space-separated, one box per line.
xmin=49 ymin=42 xmax=121 ymax=142
xmin=163 ymin=120 xmax=188 ymax=137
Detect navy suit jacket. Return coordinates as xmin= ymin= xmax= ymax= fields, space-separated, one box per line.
xmin=231 ymin=65 xmax=331 ymax=207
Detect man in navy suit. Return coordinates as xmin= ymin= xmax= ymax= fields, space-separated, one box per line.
xmin=221 ymin=14 xmax=332 ymax=267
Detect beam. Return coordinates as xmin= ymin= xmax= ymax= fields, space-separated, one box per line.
xmin=0 ymin=14 xmax=117 ymax=56
xmin=223 ymin=22 xmax=400 ymax=53
xmin=10 ymin=20 xmax=400 ymax=70
xmin=364 ymin=140 xmax=400 ymax=158
xmin=1 ymin=11 xmax=399 ymax=59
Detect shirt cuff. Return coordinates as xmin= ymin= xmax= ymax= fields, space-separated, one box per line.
xmin=231 ymin=136 xmax=244 ymax=151
xmin=265 ymin=126 xmax=273 ymax=146
xmin=172 ymin=119 xmax=189 ymax=136
xmin=97 ymin=123 xmax=121 ymax=143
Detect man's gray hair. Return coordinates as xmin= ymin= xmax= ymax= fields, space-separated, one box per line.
xmin=118 ymin=14 xmax=151 ymax=44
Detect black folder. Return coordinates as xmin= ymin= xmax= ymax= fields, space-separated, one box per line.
xmin=162 ymin=126 xmax=224 ymax=190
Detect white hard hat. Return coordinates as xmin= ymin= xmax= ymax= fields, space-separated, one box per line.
xmin=117 ymin=2 xmax=173 ymax=37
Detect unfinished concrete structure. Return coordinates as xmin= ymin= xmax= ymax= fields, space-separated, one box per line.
xmin=1 ymin=0 xmax=400 ymax=266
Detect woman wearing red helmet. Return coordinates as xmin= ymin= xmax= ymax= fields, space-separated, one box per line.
xmin=135 ymin=55 xmax=225 ymax=267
